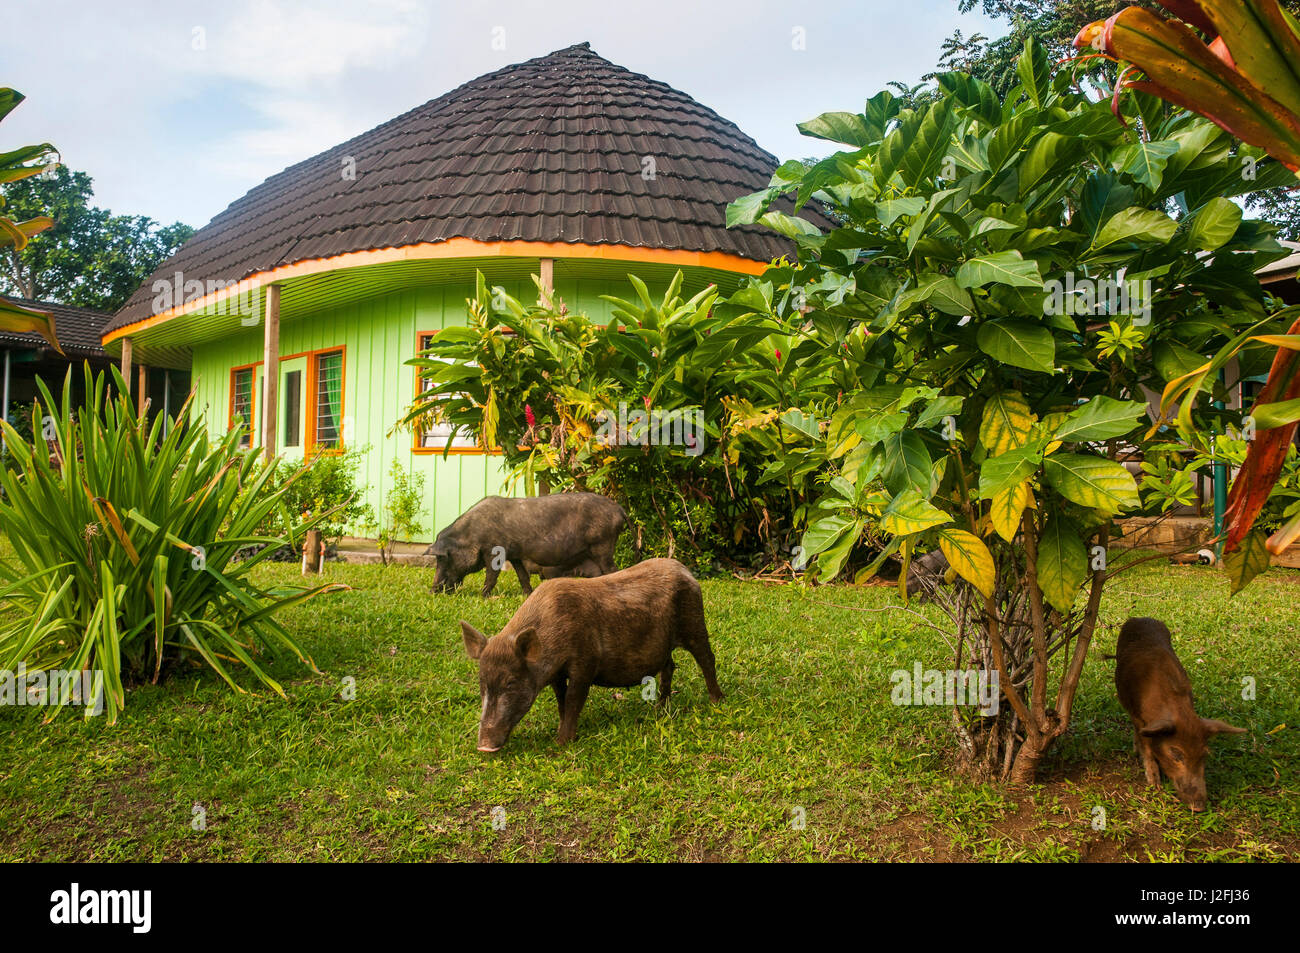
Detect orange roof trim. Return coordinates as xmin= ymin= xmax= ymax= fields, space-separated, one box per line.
xmin=102 ymin=239 xmax=770 ymax=346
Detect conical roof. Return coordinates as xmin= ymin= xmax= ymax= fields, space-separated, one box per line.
xmin=108 ymin=42 xmax=828 ymax=333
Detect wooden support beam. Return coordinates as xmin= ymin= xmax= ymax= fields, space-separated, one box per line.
xmin=539 ymin=258 xmax=554 ymax=305
xmin=262 ymin=284 xmax=281 ymax=463
xmin=119 ymin=337 xmax=133 ymax=396
xmin=136 ymin=364 xmax=148 ymax=416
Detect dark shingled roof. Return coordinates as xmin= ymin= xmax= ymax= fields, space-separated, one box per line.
xmin=107 ymin=42 xmax=829 ymax=335
xmin=0 ymin=296 xmax=110 ymax=356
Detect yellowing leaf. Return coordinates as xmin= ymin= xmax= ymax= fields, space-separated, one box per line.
xmin=979 ymin=391 xmax=1036 ymax=456
xmin=990 ymin=481 xmax=1030 ymax=542
xmin=937 ymin=528 xmax=996 ymax=598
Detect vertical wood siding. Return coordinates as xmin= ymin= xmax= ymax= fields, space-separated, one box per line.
xmin=188 ymin=273 xmax=688 ymax=540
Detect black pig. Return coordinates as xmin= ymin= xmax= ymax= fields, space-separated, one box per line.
xmin=459 ymin=558 xmax=724 ymax=751
xmin=428 ymin=492 xmax=626 ymax=596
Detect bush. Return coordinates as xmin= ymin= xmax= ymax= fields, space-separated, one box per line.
xmin=253 ymin=446 xmax=370 ymax=555
xmin=0 ymin=366 xmax=343 ymax=722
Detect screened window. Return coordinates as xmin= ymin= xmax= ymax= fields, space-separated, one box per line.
xmin=416 ymin=332 xmax=479 ymax=450
xmin=230 ymin=367 xmax=254 ymax=448
xmin=313 ymin=350 xmax=343 ymax=451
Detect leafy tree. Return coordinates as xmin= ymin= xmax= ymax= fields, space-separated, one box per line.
xmin=728 ymin=41 xmax=1293 ymax=781
xmin=0 ymin=164 xmax=194 ymax=312
xmin=0 ymin=86 xmax=59 ymax=346
xmin=939 ymin=0 xmax=1300 ymax=239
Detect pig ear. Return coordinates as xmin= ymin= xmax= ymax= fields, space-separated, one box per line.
xmin=1140 ymin=718 xmax=1177 ymax=737
xmin=430 ymin=540 xmax=449 ymax=557
xmin=510 ymin=626 xmax=537 ymax=659
xmin=460 ymin=620 xmax=488 ymax=660
xmin=1202 ymin=718 xmax=1247 ymax=737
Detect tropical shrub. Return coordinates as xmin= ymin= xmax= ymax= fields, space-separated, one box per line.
xmin=253 ymin=446 xmax=369 ymax=553
xmin=0 ymin=367 xmax=342 ymax=722
xmin=727 ymin=39 xmax=1291 ymax=780
xmin=359 ymin=459 xmax=427 ymax=565
xmin=399 ymin=274 xmax=862 ymax=571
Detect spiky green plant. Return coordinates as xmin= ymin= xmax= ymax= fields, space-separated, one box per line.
xmin=0 ymin=365 xmax=344 ymax=722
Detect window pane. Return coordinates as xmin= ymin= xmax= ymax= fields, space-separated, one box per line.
xmin=283 ymin=369 xmax=301 ymax=448
xmin=314 ymin=351 xmax=343 ymax=449
xmin=231 ymin=368 xmax=253 ymax=448
xmin=417 ymin=333 xmax=479 ymax=449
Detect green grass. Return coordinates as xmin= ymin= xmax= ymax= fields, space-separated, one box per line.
xmin=1 ymin=554 xmax=1296 ymax=862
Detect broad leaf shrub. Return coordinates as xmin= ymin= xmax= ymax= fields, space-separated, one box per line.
xmin=401 ymin=273 xmax=877 ymax=572
xmin=0 ymin=367 xmax=344 ymax=722
xmin=728 ymin=40 xmax=1293 ymax=778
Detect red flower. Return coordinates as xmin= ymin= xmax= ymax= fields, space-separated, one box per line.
xmin=774 ymin=349 xmax=782 ymax=362
xmin=642 ymin=395 xmax=652 ymax=410
xmin=524 ymin=404 xmax=536 ymax=428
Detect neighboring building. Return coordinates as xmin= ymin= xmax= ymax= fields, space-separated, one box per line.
xmin=0 ymin=295 xmax=186 ymax=432
xmin=101 ymin=42 xmax=825 ymax=536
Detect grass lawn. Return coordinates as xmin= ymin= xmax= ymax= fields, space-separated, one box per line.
xmin=1 ymin=553 xmax=1296 ymax=862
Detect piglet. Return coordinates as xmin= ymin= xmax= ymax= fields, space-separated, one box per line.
xmin=1114 ymin=617 xmax=1246 ymax=812
xmin=460 ymin=558 xmax=723 ymax=752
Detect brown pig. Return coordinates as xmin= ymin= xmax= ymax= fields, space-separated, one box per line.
xmin=459 ymin=558 xmax=724 ymax=752
xmin=1114 ymin=617 xmax=1246 ymax=812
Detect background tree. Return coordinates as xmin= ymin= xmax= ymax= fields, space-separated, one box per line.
xmin=0 ymin=164 xmax=194 ymax=312
xmin=0 ymin=86 xmax=59 ymax=347
xmin=936 ymin=0 xmax=1300 ymax=239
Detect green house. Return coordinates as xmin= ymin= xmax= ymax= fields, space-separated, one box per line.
xmin=101 ymin=43 xmax=815 ymax=538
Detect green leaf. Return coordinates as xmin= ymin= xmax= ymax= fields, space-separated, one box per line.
xmin=1224 ymin=530 xmax=1270 ymax=596
xmin=956 ymin=250 xmax=1043 ymax=290
xmin=1251 ymin=397 xmax=1300 ymax=430
xmin=1053 ymin=396 xmax=1147 ymax=442
xmin=937 ymin=528 xmax=996 ymax=598
xmin=726 ymin=188 xmax=780 ymax=227
xmin=1186 ymin=196 xmax=1243 ymax=252
xmin=1112 ymin=139 xmax=1179 ymax=190
xmin=1091 ymin=207 xmax=1178 ymax=250
xmin=1043 ymin=453 xmax=1140 ymax=514
xmin=880 ymin=430 xmax=933 ymax=496
xmin=979 ymin=438 xmax=1049 ymax=499
xmin=880 ymin=489 xmax=951 ymax=536
xmin=796 ymin=111 xmax=878 ymax=147
xmin=1036 ymin=516 xmax=1089 ymax=613
xmin=976 ymin=320 xmax=1056 ymax=373
xmin=1016 ymin=36 xmax=1050 ymax=108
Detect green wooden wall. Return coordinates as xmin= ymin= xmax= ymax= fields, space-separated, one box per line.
xmin=187 ymin=272 xmax=690 ymax=541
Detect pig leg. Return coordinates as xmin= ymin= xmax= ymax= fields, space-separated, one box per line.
xmin=556 ymin=679 xmax=591 ymax=745
xmin=658 ymin=657 xmax=675 ymax=707
xmin=590 ymin=541 xmax=618 ymax=576
xmin=1135 ymin=729 xmax=1162 ymax=786
xmin=689 ymin=643 xmax=724 ymax=703
xmin=512 ymin=561 xmax=534 ymax=595
xmin=552 ymin=676 xmax=567 ymax=718
xmin=481 ymin=565 xmax=500 ymax=597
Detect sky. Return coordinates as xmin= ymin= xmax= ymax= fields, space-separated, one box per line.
xmin=3 ymin=0 xmax=1003 ymax=230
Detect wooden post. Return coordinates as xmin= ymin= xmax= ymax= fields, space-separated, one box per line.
xmin=262 ymin=285 xmax=280 ymax=463
xmin=119 ymin=337 xmax=133 ymax=398
xmin=136 ymin=364 xmax=148 ymax=416
xmin=539 ymin=258 xmax=554 ymax=303
xmin=301 ymin=529 xmax=322 ymax=575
